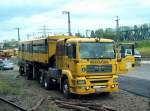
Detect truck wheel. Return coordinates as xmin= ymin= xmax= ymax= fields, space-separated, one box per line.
xmin=37 ymin=70 xmax=42 ymax=83
xmin=39 ymin=74 xmax=44 ymax=86
xmin=25 ymin=72 xmax=30 ymax=80
xmin=63 ymin=79 xmax=72 ymax=99
xmin=25 ymin=64 xmax=33 ymax=80
xmin=26 ymin=69 xmax=33 ymax=80
xmin=44 ymin=77 xmax=51 ymax=90
xmin=19 ymin=66 xmax=24 ymax=76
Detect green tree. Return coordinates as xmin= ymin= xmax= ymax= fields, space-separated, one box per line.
xmin=90 ymin=30 xmax=95 ymax=37
xmin=75 ymin=32 xmax=84 ymax=38
xmin=95 ymin=29 xmax=104 ymax=38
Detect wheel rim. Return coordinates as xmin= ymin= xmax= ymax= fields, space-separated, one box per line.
xmin=44 ymin=80 xmax=48 ymax=88
xmin=40 ymin=76 xmax=43 ymax=84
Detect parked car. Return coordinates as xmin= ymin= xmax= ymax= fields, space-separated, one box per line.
xmin=0 ymin=59 xmax=14 ymax=70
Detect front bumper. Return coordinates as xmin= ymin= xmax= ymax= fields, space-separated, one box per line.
xmin=70 ymin=76 xmax=118 ymax=95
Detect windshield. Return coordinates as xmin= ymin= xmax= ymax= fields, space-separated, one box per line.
xmin=80 ymin=42 xmax=115 ymax=59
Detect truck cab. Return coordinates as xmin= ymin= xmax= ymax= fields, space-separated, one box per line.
xmin=56 ymin=38 xmax=119 ymax=97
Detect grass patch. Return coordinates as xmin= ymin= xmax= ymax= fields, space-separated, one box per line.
xmin=136 ymin=40 xmax=150 ymax=48
xmin=136 ymin=40 xmax=150 ymax=57
xmin=136 ymin=47 xmax=150 ymax=57
xmin=0 ymin=80 xmax=22 ymax=95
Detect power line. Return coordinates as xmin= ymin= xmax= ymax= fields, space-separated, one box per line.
xmin=39 ymin=25 xmax=52 ymax=38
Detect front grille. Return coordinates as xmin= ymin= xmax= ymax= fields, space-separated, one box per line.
xmin=90 ymin=80 xmax=108 ymax=84
xmin=86 ymin=65 xmax=112 ymax=73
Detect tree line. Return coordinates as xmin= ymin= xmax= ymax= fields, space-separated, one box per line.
xmin=75 ymin=23 xmax=150 ymax=41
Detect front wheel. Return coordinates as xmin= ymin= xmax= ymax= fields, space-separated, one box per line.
xmin=44 ymin=77 xmax=53 ymax=90
xmin=19 ymin=66 xmax=24 ymax=76
xmin=63 ymin=79 xmax=72 ymax=99
xmin=39 ymin=74 xmax=44 ymax=86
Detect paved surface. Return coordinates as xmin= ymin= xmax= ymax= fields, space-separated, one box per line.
xmin=119 ymin=64 xmax=150 ymax=98
xmin=123 ymin=64 xmax=150 ymax=80
xmin=142 ymin=61 xmax=150 ymax=64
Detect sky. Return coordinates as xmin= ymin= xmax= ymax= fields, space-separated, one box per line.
xmin=0 ymin=0 xmax=150 ymax=41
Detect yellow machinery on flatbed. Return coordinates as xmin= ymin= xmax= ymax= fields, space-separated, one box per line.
xmin=18 ymin=35 xmax=135 ymax=98
xmin=0 ymin=49 xmax=17 ymax=59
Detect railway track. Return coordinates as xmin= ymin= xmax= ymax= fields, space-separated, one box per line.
xmin=0 ymin=97 xmax=26 ymax=111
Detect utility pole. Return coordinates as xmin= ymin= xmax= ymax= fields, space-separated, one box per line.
xmin=14 ymin=27 xmax=20 ymax=50
xmin=15 ymin=27 xmax=20 ymax=41
xmin=115 ymin=16 xmax=120 ymax=41
xmin=62 ymin=11 xmax=72 ymax=36
xmin=43 ymin=25 xmax=47 ymax=37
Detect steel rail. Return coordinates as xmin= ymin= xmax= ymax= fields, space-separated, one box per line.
xmin=0 ymin=97 xmax=26 ymax=111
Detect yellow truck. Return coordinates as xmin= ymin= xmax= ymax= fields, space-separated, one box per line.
xmin=0 ymin=49 xmax=17 ymax=58
xmin=119 ymin=43 xmax=141 ymax=65
xmin=18 ymin=35 xmax=135 ymax=98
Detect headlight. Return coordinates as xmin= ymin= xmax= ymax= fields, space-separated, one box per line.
xmin=77 ymin=80 xmax=86 ymax=84
xmin=111 ymin=84 xmax=115 ymax=88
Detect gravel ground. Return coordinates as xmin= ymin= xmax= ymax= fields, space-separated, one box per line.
xmin=0 ymin=66 xmax=149 ymax=111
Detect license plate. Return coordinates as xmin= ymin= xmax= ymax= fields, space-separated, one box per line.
xmin=93 ymin=86 xmax=106 ymax=92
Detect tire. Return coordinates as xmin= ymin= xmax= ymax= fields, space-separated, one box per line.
xmin=19 ymin=66 xmax=24 ymax=76
xmin=44 ymin=77 xmax=51 ymax=90
xmin=44 ymin=72 xmax=54 ymax=90
xmin=39 ymin=73 xmax=44 ymax=87
xmin=25 ymin=65 xmax=32 ymax=80
xmin=32 ymin=66 xmax=37 ymax=80
xmin=25 ymin=68 xmax=32 ymax=80
xmin=25 ymin=71 xmax=30 ymax=80
xmin=37 ymin=70 xmax=42 ymax=83
xmin=63 ymin=79 xmax=72 ymax=99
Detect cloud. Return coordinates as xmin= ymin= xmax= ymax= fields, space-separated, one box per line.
xmin=0 ymin=0 xmax=150 ymax=41
xmin=0 ymin=0 xmax=68 ymax=21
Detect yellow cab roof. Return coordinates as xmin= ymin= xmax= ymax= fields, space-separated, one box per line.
xmin=19 ymin=36 xmax=114 ymax=44
xmin=47 ymin=35 xmax=79 ymax=40
xmin=66 ymin=37 xmax=114 ymax=43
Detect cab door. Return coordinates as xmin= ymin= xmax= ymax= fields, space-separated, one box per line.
xmin=56 ymin=40 xmax=66 ymax=69
xmin=64 ymin=43 xmax=77 ymax=74
xmin=117 ymin=44 xmax=135 ymax=74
